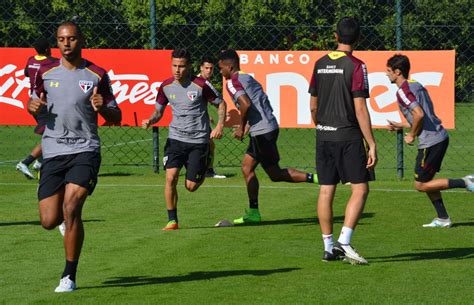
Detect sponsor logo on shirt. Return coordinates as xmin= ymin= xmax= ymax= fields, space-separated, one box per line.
xmin=318 ymin=65 xmax=343 ymax=74
xmin=187 ymin=91 xmax=198 ymax=101
xmin=56 ymin=137 xmax=87 ymax=145
xmin=49 ymin=81 xmax=59 ymax=88
xmin=316 ymin=124 xmax=338 ymax=131
xmin=79 ymin=80 xmax=93 ymax=93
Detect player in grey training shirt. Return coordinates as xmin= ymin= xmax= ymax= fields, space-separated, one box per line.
xmin=27 ymin=21 xmax=121 ymax=293
xmin=218 ymin=49 xmax=317 ymax=226
xmin=143 ymin=48 xmax=226 ymax=230
xmin=386 ymin=54 xmax=473 ymax=228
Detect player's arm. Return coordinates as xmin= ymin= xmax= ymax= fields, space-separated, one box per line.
xmin=404 ymin=105 xmax=424 ymax=145
xmin=310 ymin=95 xmax=318 ymax=126
xmin=234 ymin=94 xmax=251 ymax=141
xmin=210 ymin=100 xmax=227 ymax=139
xmin=27 ymin=68 xmax=46 ymax=115
xmin=143 ymin=83 xmax=168 ymax=129
xmin=204 ymin=80 xmax=226 ymax=139
xmin=387 ymin=119 xmax=410 ymax=131
xmin=142 ymin=108 xmax=165 ymax=129
xmin=92 ymin=74 xmax=122 ymax=123
xmin=354 ymin=97 xmax=377 ymax=169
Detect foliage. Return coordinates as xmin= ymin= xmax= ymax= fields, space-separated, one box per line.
xmin=0 ymin=0 xmax=472 ymax=102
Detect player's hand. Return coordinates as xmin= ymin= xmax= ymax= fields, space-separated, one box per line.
xmin=210 ymin=123 xmax=224 ymax=139
xmin=404 ymin=132 xmax=415 ymax=145
xmin=233 ymin=125 xmax=244 ymax=141
xmin=142 ymin=119 xmax=151 ymax=129
xmin=387 ymin=120 xmax=402 ymax=131
xmin=28 ymin=92 xmax=47 ymax=115
xmin=90 ymin=86 xmax=103 ymax=112
xmin=366 ymin=146 xmax=378 ymax=169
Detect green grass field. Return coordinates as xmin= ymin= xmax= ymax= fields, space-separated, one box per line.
xmin=1 ymin=104 xmax=473 ymax=304
xmin=1 ymin=164 xmax=473 ymax=304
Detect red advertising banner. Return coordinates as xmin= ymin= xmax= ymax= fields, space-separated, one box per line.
xmin=1 ymin=49 xmax=455 ymax=128
xmin=224 ymin=50 xmax=455 ymax=128
xmin=0 ymin=48 xmax=172 ymax=126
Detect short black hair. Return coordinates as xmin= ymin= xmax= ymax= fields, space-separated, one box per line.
xmin=218 ymin=49 xmax=239 ymax=66
xmin=336 ymin=16 xmax=360 ymax=45
xmin=172 ymin=48 xmax=192 ymax=64
xmin=387 ymin=54 xmax=411 ymax=79
xmin=57 ymin=20 xmax=83 ymax=38
xmin=200 ymin=55 xmax=214 ymax=66
xmin=33 ymin=37 xmax=50 ymax=55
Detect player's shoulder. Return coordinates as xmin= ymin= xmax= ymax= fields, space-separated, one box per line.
xmin=345 ymin=52 xmax=366 ymax=67
xmin=192 ymin=75 xmax=207 ymax=88
xmin=160 ymin=77 xmax=175 ymax=89
xmin=39 ymin=60 xmax=61 ymax=75
xmin=84 ymin=60 xmax=108 ymax=79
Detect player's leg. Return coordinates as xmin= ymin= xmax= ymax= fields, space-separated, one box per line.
xmin=39 ymin=192 xmax=65 ymax=229
xmin=206 ymin=138 xmax=217 ymax=177
xmin=37 ymin=156 xmax=67 ymax=229
xmin=413 ymin=139 xmax=454 ymax=227
xmin=233 ymin=153 xmax=261 ymax=225
xmin=316 ymin=139 xmax=341 ymax=261
xmin=184 ymin=142 xmax=209 ymax=192
xmin=317 ymin=184 xmax=338 ymax=262
xmin=257 ymin=130 xmax=316 ymax=183
xmin=163 ymin=168 xmax=180 ymax=230
xmin=58 ymin=183 xmax=88 ymax=292
xmin=333 ymin=139 xmax=373 ymax=265
xmin=162 ymin=139 xmax=185 ymax=230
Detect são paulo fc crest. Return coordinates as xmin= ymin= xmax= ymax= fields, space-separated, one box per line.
xmin=79 ymin=80 xmax=93 ymax=93
xmin=187 ymin=91 xmax=198 ymax=101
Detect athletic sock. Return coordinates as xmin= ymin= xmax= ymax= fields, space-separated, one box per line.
xmin=249 ymin=200 xmax=259 ymax=209
xmin=21 ymin=155 xmax=35 ymax=166
xmin=322 ymin=234 xmax=334 ymax=252
xmin=337 ymin=226 xmax=353 ymax=245
xmin=62 ymin=260 xmax=78 ymax=282
xmin=431 ymin=199 xmax=449 ymax=219
xmin=448 ymin=179 xmax=466 ymax=188
xmin=306 ymin=173 xmax=318 ymax=183
xmin=167 ymin=209 xmax=178 ymax=223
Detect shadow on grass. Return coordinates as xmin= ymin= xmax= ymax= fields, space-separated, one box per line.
xmin=369 ymin=247 xmax=474 ymax=263
xmin=0 ymin=219 xmax=104 ymax=227
xmin=187 ymin=212 xmax=375 ymax=229
xmin=82 ymin=267 xmax=300 ymax=289
xmin=451 ymin=221 xmax=474 ymax=228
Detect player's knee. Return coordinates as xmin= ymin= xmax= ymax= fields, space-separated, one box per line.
xmin=166 ymin=175 xmax=179 ymax=187
xmin=40 ymin=217 xmax=59 ymax=230
xmin=415 ymin=181 xmax=427 ymax=192
xmin=185 ymin=180 xmax=200 ymax=192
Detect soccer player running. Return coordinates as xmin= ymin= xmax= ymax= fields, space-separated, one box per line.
xmin=27 ymin=21 xmax=122 ymax=292
xmin=386 ymin=54 xmax=474 ymax=228
xmin=198 ymin=55 xmax=226 ymax=179
xmin=308 ymin=17 xmax=377 ymax=264
xmin=16 ymin=37 xmax=57 ymax=179
xmin=142 ymin=48 xmax=226 ymax=230
xmin=218 ymin=49 xmax=317 ymax=225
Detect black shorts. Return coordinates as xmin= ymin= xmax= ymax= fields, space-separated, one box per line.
xmin=414 ymin=138 xmax=449 ymax=182
xmin=316 ymin=138 xmax=375 ymax=185
xmin=246 ymin=129 xmax=280 ymax=168
xmin=38 ymin=152 xmax=101 ymax=201
xmin=163 ymin=138 xmax=210 ymax=183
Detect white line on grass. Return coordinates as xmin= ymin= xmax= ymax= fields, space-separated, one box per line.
xmin=0 ymin=182 xmax=469 ymax=193
xmin=102 ymin=139 xmax=152 ymax=148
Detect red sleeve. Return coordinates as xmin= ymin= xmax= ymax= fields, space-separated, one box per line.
xmin=98 ymin=72 xmax=116 ymax=105
xmin=351 ymin=62 xmax=369 ymax=98
xmin=396 ymin=84 xmax=417 ymax=109
xmin=155 ymin=83 xmax=169 ymax=107
xmin=202 ymin=80 xmax=220 ymax=103
xmin=32 ymin=69 xmax=46 ymax=99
